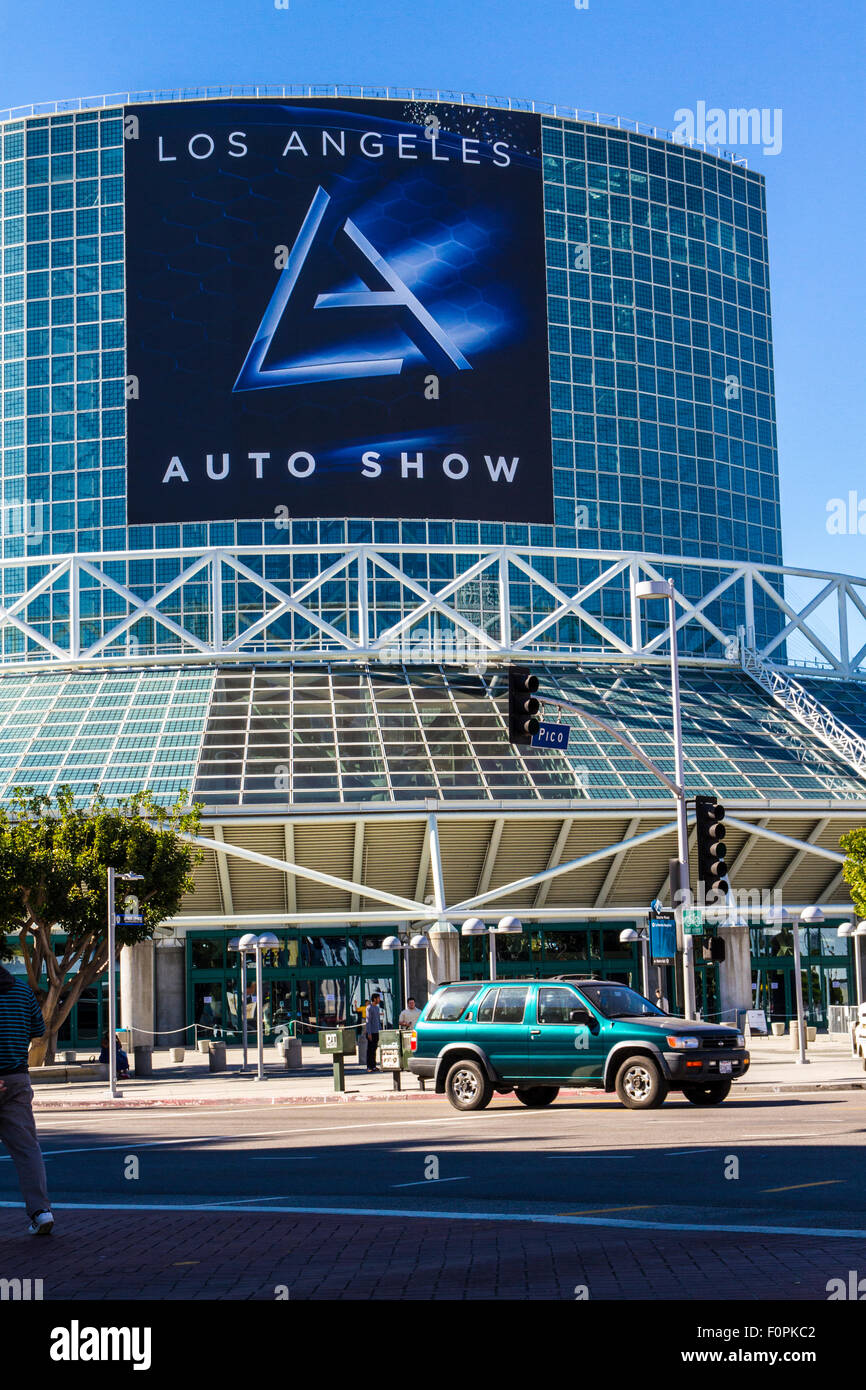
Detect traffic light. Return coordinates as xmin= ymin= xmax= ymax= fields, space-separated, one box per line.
xmin=695 ymin=794 xmax=729 ymax=903
xmin=508 ymin=666 xmax=541 ymax=744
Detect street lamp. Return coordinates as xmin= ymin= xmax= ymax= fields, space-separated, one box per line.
xmin=106 ymin=868 xmax=144 ymax=1100
xmin=381 ymin=929 xmax=430 ymax=1012
xmin=836 ymin=921 xmax=859 ymax=1054
xmin=460 ymin=916 xmax=523 ymax=981
xmin=252 ymin=932 xmax=280 ymax=1081
xmin=619 ymin=927 xmax=649 ymax=997
xmin=236 ymin=932 xmax=259 ymax=1074
xmin=634 ymin=578 xmax=695 ymax=1019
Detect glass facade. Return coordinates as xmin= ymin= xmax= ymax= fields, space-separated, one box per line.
xmin=0 ymin=100 xmax=782 ymax=662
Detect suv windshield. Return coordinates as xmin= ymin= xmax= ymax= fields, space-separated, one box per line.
xmin=577 ymin=983 xmax=664 ymax=1019
xmin=424 ymin=985 xmax=481 ymax=1022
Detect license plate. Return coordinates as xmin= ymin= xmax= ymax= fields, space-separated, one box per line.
xmin=719 ymin=1060 xmax=732 ymax=1074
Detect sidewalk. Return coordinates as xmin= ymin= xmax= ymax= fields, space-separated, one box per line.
xmin=27 ymin=1034 xmax=866 ymax=1110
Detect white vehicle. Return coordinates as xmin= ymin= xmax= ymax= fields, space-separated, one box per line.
xmin=854 ymin=1005 xmax=866 ymax=1068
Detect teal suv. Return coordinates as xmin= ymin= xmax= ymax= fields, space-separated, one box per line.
xmin=408 ymin=977 xmax=750 ymax=1111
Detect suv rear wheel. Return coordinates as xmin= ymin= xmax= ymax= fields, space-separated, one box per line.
xmin=445 ymin=1058 xmax=493 ymax=1112
xmin=515 ymin=1087 xmax=559 ymax=1107
xmin=682 ymin=1080 xmax=732 ymax=1106
xmin=615 ymin=1055 xmax=668 ymax=1110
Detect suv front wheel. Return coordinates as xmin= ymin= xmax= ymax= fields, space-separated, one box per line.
xmin=614 ymin=1055 xmax=668 ymax=1110
xmin=515 ymin=1087 xmax=559 ymax=1107
xmin=445 ymin=1058 xmax=493 ymax=1112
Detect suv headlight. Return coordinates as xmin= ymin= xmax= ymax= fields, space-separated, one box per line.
xmin=736 ymin=1033 xmax=746 ymax=1048
xmin=666 ymin=1035 xmax=700 ymax=1049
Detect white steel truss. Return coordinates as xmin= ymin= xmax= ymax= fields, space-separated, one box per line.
xmin=742 ymin=646 xmax=866 ymax=777
xmin=178 ymin=808 xmax=851 ymax=929
xmin=1 ymin=544 xmax=865 ymax=680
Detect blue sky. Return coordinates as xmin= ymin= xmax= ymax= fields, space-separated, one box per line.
xmin=1 ymin=0 xmax=863 ymax=575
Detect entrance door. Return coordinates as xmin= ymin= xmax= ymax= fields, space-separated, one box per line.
xmin=754 ymin=968 xmax=789 ymax=1025
xmin=525 ymin=983 xmax=606 ymax=1082
xmin=470 ymin=984 xmax=532 ymax=1080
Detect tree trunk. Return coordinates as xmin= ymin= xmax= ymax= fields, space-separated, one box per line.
xmin=28 ymin=1034 xmax=53 ymax=1066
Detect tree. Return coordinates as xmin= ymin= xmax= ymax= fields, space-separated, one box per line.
xmin=0 ymin=786 xmax=202 ymax=1064
xmin=840 ymin=827 xmax=866 ymax=922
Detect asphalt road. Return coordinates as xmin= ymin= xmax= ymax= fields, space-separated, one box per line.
xmin=7 ymin=1090 xmax=866 ymax=1225
xmin=1 ymin=1091 xmax=865 ymax=1299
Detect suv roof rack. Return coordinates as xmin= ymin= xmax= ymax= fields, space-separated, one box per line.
xmin=551 ymin=974 xmax=604 ymax=981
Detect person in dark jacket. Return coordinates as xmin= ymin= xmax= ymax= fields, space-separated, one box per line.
xmin=0 ymin=965 xmax=53 ymax=1234
xmin=99 ymin=1033 xmax=130 ymax=1079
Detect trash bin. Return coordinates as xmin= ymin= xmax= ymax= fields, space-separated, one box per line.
xmin=133 ymin=1045 xmax=153 ymax=1077
xmin=208 ymin=1040 xmax=227 ymax=1073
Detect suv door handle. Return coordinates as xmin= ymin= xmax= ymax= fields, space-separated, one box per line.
xmin=530 ymin=1029 xmax=541 ymax=1036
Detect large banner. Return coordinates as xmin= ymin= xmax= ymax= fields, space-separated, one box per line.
xmin=124 ymin=98 xmax=553 ymax=525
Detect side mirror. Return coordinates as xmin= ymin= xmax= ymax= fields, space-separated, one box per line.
xmin=570 ymin=1008 xmax=596 ymax=1030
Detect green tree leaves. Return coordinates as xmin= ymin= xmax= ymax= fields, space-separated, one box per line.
xmin=0 ymin=786 xmax=202 ymax=1062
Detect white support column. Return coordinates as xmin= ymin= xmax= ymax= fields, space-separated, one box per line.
xmin=426 ymin=812 xmax=459 ymax=989
xmin=120 ymin=940 xmax=155 ymax=1050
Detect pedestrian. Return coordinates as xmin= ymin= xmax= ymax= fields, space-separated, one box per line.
xmin=365 ymin=992 xmax=382 ymax=1072
xmin=99 ymin=1032 xmax=130 ymax=1079
xmin=654 ymin=988 xmax=670 ymax=1013
xmin=0 ymin=964 xmax=54 ymax=1235
xmin=398 ymin=997 xmax=421 ymax=1030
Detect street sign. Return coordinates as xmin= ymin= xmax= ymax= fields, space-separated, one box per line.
xmin=683 ymin=907 xmax=704 ymax=936
xmin=531 ymin=721 xmax=570 ymax=750
xmin=117 ymin=913 xmax=143 ymax=925
xmin=648 ymin=914 xmax=676 ymax=964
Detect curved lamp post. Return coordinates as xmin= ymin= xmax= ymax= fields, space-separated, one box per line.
xmin=381 ymin=929 xmax=430 ymax=1013
xmin=460 ymin=916 xmax=523 ymax=981
xmin=107 ymin=868 xmax=144 ymax=1100
xmin=837 ymin=920 xmax=863 ymax=1054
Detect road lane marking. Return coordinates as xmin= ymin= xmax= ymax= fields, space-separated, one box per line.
xmin=390 ymin=1177 xmax=468 ymax=1189
xmin=559 ymin=1204 xmax=654 ymax=1216
xmin=5 ymin=1198 xmax=865 ymax=1240
xmin=761 ymin=1179 xmax=844 ymax=1194
xmin=665 ymin=1149 xmax=721 ymax=1157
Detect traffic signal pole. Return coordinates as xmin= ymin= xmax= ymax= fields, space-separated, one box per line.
xmin=666 ymin=593 xmax=698 ymax=1020
xmin=514 ymin=667 xmax=698 ymax=1018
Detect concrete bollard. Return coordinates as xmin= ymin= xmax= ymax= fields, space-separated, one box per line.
xmin=280 ymin=1038 xmax=302 ymax=1069
xmin=170 ymin=1047 xmax=185 ymax=1063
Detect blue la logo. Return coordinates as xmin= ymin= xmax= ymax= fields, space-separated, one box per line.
xmin=233 ymin=186 xmax=471 ymax=392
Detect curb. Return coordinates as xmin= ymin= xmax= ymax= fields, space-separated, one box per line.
xmin=32 ymin=1089 xmax=441 ymax=1111
xmin=32 ymin=1080 xmax=866 ymax=1110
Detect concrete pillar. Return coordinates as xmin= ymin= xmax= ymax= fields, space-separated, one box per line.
xmin=155 ymin=941 xmax=186 ymax=1047
xmin=718 ymin=924 xmax=752 ymax=1026
xmin=120 ymin=940 xmax=155 ymax=1049
xmin=408 ymin=947 xmax=429 ymax=1010
xmin=426 ymin=922 xmax=460 ymax=993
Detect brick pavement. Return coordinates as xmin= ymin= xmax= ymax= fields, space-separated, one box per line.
xmin=0 ymin=1206 xmax=859 ymax=1300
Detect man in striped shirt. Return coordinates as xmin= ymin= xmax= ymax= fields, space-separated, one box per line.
xmin=0 ymin=964 xmax=54 ymax=1235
